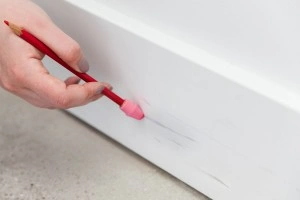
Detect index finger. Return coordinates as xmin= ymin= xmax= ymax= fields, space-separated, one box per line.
xmin=26 ymin=69 xmax=107 ymax=109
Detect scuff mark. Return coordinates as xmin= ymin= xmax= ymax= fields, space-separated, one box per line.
xmin=142 ymin=99 xmax=249 ymax=155
xmin=197 ymin=167 xmax=230 ymax=190
xmin=165 ymin=113 xmax=198 ymax=142
xmin=145 ymin=116 xmax=195 ymax=142
xmin=154 ymin=137 xmax=162 ymax=144
xmin=168 ymin=138 xmax=183 ymax=148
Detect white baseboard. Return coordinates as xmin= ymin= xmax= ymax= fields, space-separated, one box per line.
xmin=35 ymin=0 xmax=300 ymax=199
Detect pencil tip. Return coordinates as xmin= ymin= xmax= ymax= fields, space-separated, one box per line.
xmin=4 ymin=20 xmax=9 ymax=26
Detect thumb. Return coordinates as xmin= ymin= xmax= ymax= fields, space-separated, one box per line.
xmin=28 ymin=17 xmax=89 ymax=72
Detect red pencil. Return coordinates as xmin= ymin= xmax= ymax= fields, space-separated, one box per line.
xmin=4 ymin=20 xmax=144 ymax=120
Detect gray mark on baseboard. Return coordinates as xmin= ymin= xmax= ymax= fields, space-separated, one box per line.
xmin=154 ymin=137 xmax=162 ymax=144
xmin=145 ymin=116 xmax=195 ymax=142
xmin=168 ymin=138 xmax=183 ymax=148
xmin=142 ymin=98 xmax=196 ymax=142
xmin=197 ymin=167 xmax=230 ymax=190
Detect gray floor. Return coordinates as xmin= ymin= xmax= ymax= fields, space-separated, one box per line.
xmin=0 ymin=89 xmax=209 ymax=200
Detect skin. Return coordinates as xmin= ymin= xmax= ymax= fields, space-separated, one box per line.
xmin=0 ymin=0 xmax=112 ymax=109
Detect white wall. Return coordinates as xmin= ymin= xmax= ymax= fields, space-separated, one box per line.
xmin=97 ymin=0 xmax=300 ymax=92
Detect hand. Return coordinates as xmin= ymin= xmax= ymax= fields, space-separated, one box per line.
xmin=0 ymin=0 xmax=111 ymax=109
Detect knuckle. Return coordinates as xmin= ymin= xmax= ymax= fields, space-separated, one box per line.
xmin=64 ymin=42 xmax=81 ymax=63
xmin=54 ymin=94 xmax=72 ymax=109
xmin=84 ymin=84 xmax=97 ymax=99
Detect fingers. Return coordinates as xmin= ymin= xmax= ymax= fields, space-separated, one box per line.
xmin=27 ymin=70 xmax=111 ymax=109
xmin=0 ymin=1 xmax=113 ymax=109
xmin=15 ymin=1 xmax=90 ymax=73
xmin=64 ymin=76 xmax=81 ymax=86
xmin=1 ymin=58 xmax=112 ymax=109
xmin=2 ymin=0 xmax=89 ymax=72
xmin=32 ymin=21 xmax=89 ymax=73
xmin=55 ymin=83 xmax=105 ymax=109
xmin=101 ymin=82 xmax=113 ymax=90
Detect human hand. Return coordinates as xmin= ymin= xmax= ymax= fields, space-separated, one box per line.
xmin=0 ymin=0 xmax=111 ymax=109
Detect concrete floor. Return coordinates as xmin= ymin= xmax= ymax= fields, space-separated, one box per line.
xmin=0 ymin=89 xmax=209 ymax=200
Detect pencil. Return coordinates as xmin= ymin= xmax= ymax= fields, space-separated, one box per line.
xmin=4 ymin=20 xmax=144 ymax=120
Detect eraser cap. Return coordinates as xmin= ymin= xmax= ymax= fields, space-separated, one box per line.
xmin=120 ymin=100 xmax=144 ymax=120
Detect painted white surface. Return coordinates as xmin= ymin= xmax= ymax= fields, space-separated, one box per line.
xmin=96 ymin=0 xmax=300 ymax=93
xmin=33 ymin=0 xmax=300 ymax=199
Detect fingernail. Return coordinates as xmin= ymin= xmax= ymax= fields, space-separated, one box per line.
xmin=78 ymin=57 xmax=89 ymax=72
xmin=95 ymin=86 xmax=105 ymax=95
xmin=103 ymin=82 xmax=113 ymax=90
xmin=75 ymin=78 xmax=81 ymax=84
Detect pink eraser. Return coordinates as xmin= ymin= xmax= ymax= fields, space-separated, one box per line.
xmin=120 ymin=99 xmax=144 ymax=120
